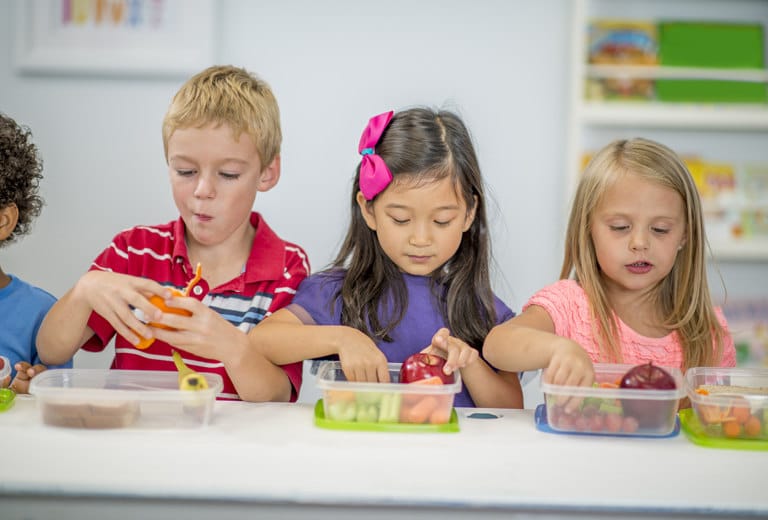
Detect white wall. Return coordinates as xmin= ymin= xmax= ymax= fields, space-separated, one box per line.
xmin=1 ymin=1 xmax=766 ymax=406
xmin=2 ymin=0 xmax=572 ymax=300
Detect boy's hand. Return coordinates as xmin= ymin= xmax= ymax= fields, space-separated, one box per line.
xmin=79 ymin=270 xmax=173 ymax=346
xmin=10 ymin=362 xmax=47 ymax=394
xmin=422 ymin=327 xmax=479 ymax=375
xmin=335 ymin=328 xmax=390 ymax=383
xmin=149 ymin=295 xmax=249 ymax=365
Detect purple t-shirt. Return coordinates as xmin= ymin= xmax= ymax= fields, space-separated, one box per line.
xmin=288 ymin=270 xmax=515 ymax=407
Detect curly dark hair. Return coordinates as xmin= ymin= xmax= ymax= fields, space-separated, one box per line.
xmin=0 ymin=113 xmax=44 ymax=247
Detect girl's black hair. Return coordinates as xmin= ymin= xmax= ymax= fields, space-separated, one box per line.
xmin=331 ymin=107 xmax=495 ymax=349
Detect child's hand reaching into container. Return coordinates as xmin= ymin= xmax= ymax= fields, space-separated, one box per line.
xmin=544 ymin=338 xmax=595 ymax=413
xmin=335 ymin=328 xmax=390 ymax=383
xmin=423 ymin=327 xmax=479 ymax=375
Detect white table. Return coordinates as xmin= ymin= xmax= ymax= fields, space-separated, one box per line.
xmin=0 ymin=395 xmax=765 ymax=519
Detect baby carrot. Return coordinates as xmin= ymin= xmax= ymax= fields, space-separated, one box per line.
xmin=429 ymin=406 xmax=451 ymax=424
xmin=402 ymin=396 xmax=438 ymax=424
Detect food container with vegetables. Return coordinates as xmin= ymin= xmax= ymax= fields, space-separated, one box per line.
xmin=314 ymin=360 xmax=462 ymax=432
xmin=29 ymin=369 xmax=222 ymax=429
xmin=539 ymin=362 xmax=684 ymax=437
xmin=683 ymin=366 xmax=768 ymax=447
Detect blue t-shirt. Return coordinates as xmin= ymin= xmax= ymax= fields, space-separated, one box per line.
xmin=289 ymin=270 xmax=515 ymax=407
xmin=0 ymin=275 xmax=71 ymax=380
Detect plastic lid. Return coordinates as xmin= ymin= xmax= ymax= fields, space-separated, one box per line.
xmin=541 ymin=362 xmax=685 ymax=400
xmin=29 ymin=368 xmax=224 ymax=400
xmin=315 ymin=361 xmax=462 ymax=395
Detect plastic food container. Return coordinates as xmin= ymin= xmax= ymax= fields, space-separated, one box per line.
xmin=0 ymin=355 xmax=14 ymax=413
xmin=541 ymin=363 xmax=684 ymax=437
xmin=29 ymin=369 xmax=223 ymax=429
xmin=0 ymin=355 xmax=10 ymax=382
xmin=315 ymin=361 xmax=462 ymax=431
xmin=684 ymin=367 xmax=768 ymax=443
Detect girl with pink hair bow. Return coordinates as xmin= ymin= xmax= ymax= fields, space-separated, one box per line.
xmin=252 ymin=107 xmax=522 ymax=409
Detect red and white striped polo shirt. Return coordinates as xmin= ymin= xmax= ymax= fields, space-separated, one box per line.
xmin=83 ymin=212 xmax=310 ymax=401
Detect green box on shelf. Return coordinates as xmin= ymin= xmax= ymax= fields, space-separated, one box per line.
xmin=657 ymin=21 xmax=767 ymax=103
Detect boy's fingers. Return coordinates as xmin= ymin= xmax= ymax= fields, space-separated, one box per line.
xmin=114 ymin=319 xmax=150 ymax=346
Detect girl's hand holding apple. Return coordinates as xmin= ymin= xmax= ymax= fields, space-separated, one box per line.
xmin=422 ymin=327 xmax=479 ymax=376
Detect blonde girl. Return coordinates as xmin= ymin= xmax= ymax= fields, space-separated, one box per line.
xmin=483 ymin=137 xmax=735 ymax=391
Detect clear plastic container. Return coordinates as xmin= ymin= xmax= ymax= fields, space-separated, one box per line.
xmin=541 ymin=363 xmax=684 ymax=436
xmin=315 ymin=361 xmax=461 ymax=428
xmin=685 ymin=366 xmax=768 ymax=441
xmin=0 ymin=355 xmax=13 ymax=413
xmin=29 ymin=369 xmax=223 ymax=429
xmin=0 ymin=355 xmax=10 ymax=383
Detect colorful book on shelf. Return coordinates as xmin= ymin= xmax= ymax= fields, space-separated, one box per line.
xmin=742 ymin=163 xmax=768 ymax=201
xmin=722 ymin=299 xmax=768 ymax=368
xmin=685 ymin=157 xmax=768 ymax=241
xmin=686 ymin=157 xmax=742 ymax=241
xmin=739 ymin=163 xmax=768 ymax=238
xmin=587 ymin=19 xmax=657 ymax=100
xmin=686 ymin=158 xmax=736 ymax=201
xmin=657 ymin=22 xmax=767 ymax=103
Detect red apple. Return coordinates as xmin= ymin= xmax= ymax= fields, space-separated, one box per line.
xmin=619 ymin=362 xmax=677 ymax=429
xmin=399 ymin=353 xmax=453 ymax=384
xmin=620 ymin=362 xmax=677 ymax=391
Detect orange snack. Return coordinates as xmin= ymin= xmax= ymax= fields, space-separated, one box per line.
xmin=401 ymin=395 xmax=438 ymax=424
xmin=324 ymin=389 xmax=356 ymax=404
xmin=697 ymin=404 xmax=730 ymax=425
xmin=429 ymin=406 xmax=452 ymax=424
xmin=410 ymin=376 xmax=445 ymax=386
xmin=723 ymin=421 xmax=742 ymax=438
xmin=134 ymin=263 xmax=202 ymax=349
xmin=732 ymin=404 xmax=751 ymax=425
xmin=744 ymin=415 xmax=762 ymax=437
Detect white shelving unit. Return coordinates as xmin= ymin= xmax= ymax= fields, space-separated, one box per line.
xmin=581 ymin=102 xmax=768 ymax=130
xmin=566 ymin=0 xmax=768 ymax=263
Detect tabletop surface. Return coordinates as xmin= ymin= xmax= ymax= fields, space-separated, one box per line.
xmin=1 ymin=394 xmax=766 ymax=517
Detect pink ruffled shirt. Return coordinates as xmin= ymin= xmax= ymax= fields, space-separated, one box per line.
xmin=524 ymin=279 xmax=736 ymax=369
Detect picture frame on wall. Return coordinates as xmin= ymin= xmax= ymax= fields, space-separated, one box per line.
xmin=14 ymin=0 xmax=214 ymax=78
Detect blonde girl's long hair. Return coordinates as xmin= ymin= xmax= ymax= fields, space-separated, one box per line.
xmin=560 ymin=138 xmax=726 ymax=369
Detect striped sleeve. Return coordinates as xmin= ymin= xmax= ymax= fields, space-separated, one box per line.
xmin=83 ymin=231 xmax=135 ymax=350
xmin=266 ymin=243 xmax=310 ymax=316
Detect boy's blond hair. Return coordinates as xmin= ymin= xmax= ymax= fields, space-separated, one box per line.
xmin=162 ymin=65 xmax=281 ymax=168
xmin=560 ymin=137 xmax=726 ymax=370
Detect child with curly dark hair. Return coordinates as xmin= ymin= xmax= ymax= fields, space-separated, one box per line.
xmin=0 ymin=112 xmax=71 ymax=393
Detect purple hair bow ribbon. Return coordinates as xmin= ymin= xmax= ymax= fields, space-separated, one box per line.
xmin=358 ymin=111 xmax=394 ymax=200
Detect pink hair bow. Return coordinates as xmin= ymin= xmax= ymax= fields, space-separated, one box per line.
xmin=358 ymin=111 xmax=394 ymax=200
